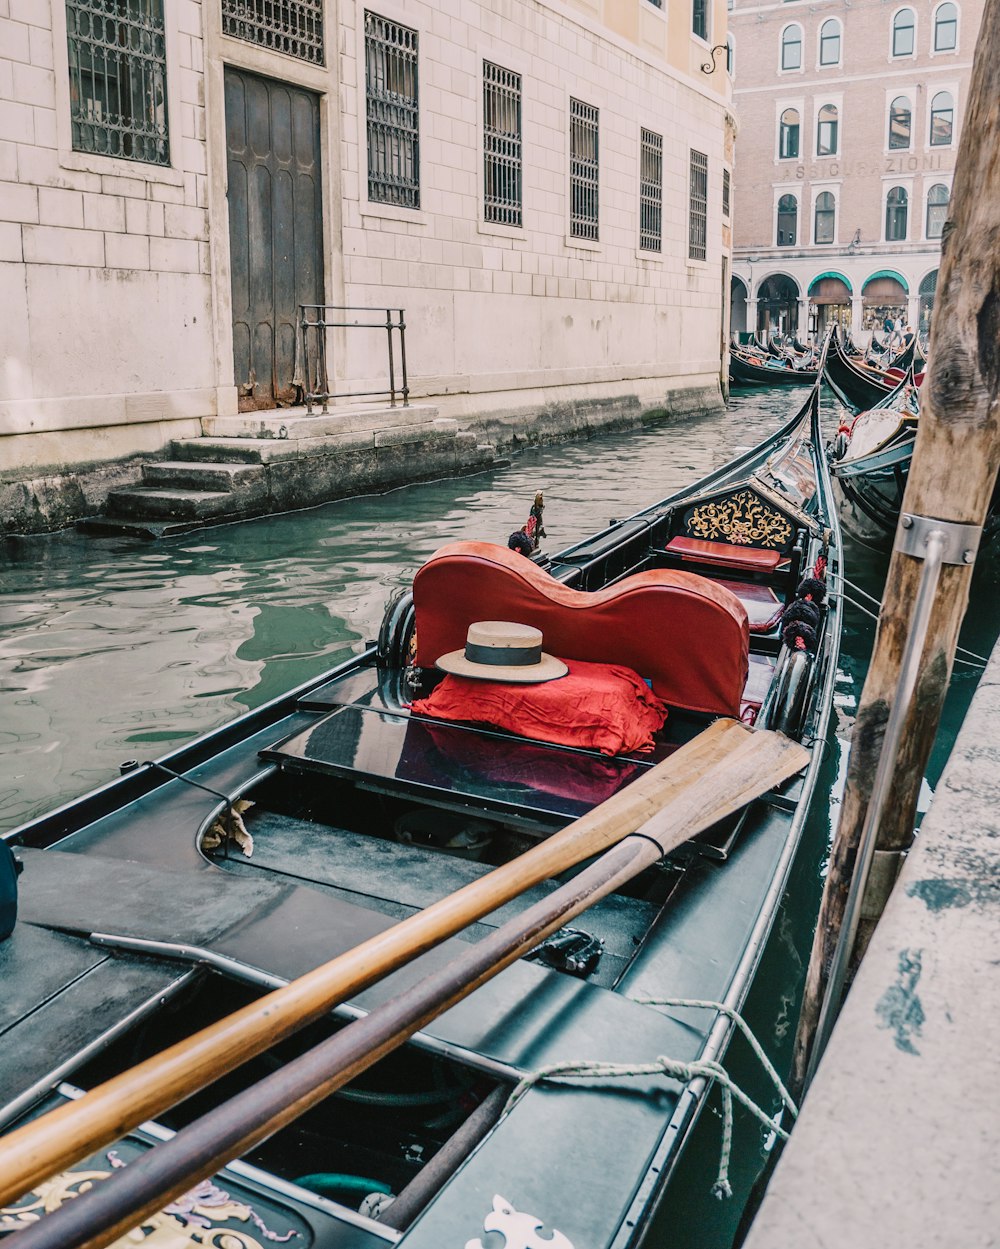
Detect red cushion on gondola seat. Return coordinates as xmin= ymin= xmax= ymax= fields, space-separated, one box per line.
xmin=412 ymin=541 xmax=749 ymax=717
xmin=412 ymin=658 xmax=669 ymax=757
xmin=665 ymin=536 xmax=782 ymax=572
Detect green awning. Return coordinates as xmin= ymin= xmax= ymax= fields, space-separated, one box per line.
xmin=808 ymin=270 xmax=853 ymax=295
xmin=862 ymin=269 xmax=909 ymax=294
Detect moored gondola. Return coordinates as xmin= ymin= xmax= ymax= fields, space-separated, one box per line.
xmin=729 ymin=345 xmax=819 ymax=386
xmin=823 ymin=325 xmax=924 ymax=412
xmin=0 ymin=387 xmax=842 ymax=1249
xmin=829 ymin=370 xmax=919 ymax=544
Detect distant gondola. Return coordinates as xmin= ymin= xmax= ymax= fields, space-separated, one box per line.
xmin=730 ymin=346 xmax=819 ymax=386
xmin=822 ymin=326 xmax=923 ymax=412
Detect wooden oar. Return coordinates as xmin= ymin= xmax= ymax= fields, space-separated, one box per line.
xmin=7 ymin=725 xmax=809 ymax=1249
xmin=0 ymin=717 xmax=757 ymax=1206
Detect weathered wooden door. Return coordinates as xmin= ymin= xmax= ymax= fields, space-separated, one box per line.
xmin=225 ymin=69 xmax=323 ymax=410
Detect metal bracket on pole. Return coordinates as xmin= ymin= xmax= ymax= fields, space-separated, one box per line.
xmin=896 ymin=513 xmax=982 ymax=565
xmin=805 ymin=510 xmax=981 ymax=1089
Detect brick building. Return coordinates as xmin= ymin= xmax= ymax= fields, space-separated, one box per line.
xmin=0 ymin=0 xmax=734 ymax=532
xmin=728 ymin=0 xmax=982 ymax=340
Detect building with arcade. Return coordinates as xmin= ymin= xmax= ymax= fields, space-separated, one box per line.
xmin=727 ymin=0 xmax=982 ymax=341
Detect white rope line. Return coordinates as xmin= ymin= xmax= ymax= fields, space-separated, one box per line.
xmin=502 ymin=998 xmax=796 ymax=1201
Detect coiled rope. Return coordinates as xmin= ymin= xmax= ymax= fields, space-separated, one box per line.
xmin=503 ymin=998 xmax=798 ymax=1201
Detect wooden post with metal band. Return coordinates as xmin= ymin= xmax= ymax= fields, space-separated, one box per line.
xmin=792 ymin=0 xmax=1000 ymax=1094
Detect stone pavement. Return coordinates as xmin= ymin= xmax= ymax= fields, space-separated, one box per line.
xmin=743 ymin=637 xmax=1000 ymax=1248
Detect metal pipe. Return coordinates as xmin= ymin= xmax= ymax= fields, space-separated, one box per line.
xmin=379 ymin=1084 xmax=509 ymax=1230
xmin=805 ymin=528 xmax=945 ymax=1086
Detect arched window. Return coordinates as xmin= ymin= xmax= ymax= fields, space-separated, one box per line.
xmin=781 ymin=24 xmax=802 ymax=71
xmin=919 ymin=270 xmax=937 ymax=333
xmin=892 ymin=8 xmax=915 ymax=56
xmin=889 ymin=96 xmax=912 ymax=149
xmin=934 ymin=2 xmax=958 ymax=50
xmin=930 ymin=91 xmax=954 ymax=145
xmin=776 ymin=194 xmax=797 ymax=246
xmin=814 ymin=191 xmax=835 ymax=243
xmin=819 ymin=19 xmax=841 ymax=65
xmin=926 ymin=183 xmax=949 ymax=238
xmin=816 ymin=103 xmax=838 ymax=156
xmin=885 ymin=186 xmax=908 ymax=240
xmin=779 ymin=108 xmax=800 ymax=159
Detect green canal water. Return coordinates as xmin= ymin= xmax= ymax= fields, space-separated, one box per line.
xmin=1 ymin=386 xmax=997 ymax=1245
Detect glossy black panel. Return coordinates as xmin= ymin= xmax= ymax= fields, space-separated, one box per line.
xmin=266 ymin=707 xmax=646 ymax=820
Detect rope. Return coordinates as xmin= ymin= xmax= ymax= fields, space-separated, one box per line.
xmin=502 ymin=998 xmax=797 ymax=1202
xmin=828 ymin=574 xmax=988 ymax=667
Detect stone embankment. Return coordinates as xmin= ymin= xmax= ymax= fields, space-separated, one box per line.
xmin=1 ymin=381 xmax=722 ymax=537
xmin=744 ymin=636 xmax=1000 ymax=1249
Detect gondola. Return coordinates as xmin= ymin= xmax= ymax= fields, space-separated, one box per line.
xmin=822 ymin=326 xmax=923 ymax=412
xmin=0 ymin=386 xmax=842 ymax=1249
xmin=729 ymin=344 xmax=819 ymax=386
xmin=829 ymin=371 xmax=919 ymax=544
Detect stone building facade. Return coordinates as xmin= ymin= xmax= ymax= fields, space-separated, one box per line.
xmin=728 ymin=0 xmax=982 ymax=340
xmin=0 ymin=0 xmax=733 ymax=532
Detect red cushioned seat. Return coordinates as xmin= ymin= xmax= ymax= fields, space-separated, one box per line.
xmin=665 ymin=535 xmax=781 ymax=572
xmin=412 ymin=541 xmax=749 ymax=717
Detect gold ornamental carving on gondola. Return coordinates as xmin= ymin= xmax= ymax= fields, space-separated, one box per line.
xmin=686 ymin=490 xmax=793 ymax=548
xmin=0 ymin=1157 xmax=299 ymax=1247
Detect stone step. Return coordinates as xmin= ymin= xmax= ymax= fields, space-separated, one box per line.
xmin=142 ymin=461 xmax=266 ymax=492
xmin=170 ymin=438 xmax=271 ymax=465
xmin=105 ymin=487 xmax=243 ymax=520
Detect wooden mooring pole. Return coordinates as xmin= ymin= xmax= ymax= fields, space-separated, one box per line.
xmin=792 ymin=0 xmax=1000 ymax=1096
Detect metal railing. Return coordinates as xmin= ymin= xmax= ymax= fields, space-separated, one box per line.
xmin=296 ymin=305 xmax=409 ymax=414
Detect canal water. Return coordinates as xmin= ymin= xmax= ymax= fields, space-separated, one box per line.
xmin=1 ymin=386 xmax=997 ymax=1245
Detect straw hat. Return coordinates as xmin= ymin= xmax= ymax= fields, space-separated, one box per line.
xmin=436 ymin=621 xmax=568 ymax=683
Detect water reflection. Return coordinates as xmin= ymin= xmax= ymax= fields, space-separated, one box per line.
xmin=0 ymin=389 xmax=996 ymax=834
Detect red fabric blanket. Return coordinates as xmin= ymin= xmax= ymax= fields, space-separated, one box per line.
xmin=411 ymin=658 xmax=669 ymax=756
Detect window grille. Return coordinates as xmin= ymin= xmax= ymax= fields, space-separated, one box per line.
xmin=65 ymin=0 xmax=169 ymax=166
xmin=918 ymin=270 xmax=937 ymax=332
xmin=222 ymin=0 xmax=324 ymax=65
xmin=693 ymin=0 xmax=708 ymax=39
xmin=688 ymin=149 xmax=708 ymax=261
xmin=639 ymin=129 xmax=662 ymax=252
xmin=722 ymin=168 xmax=731 ymax=219
xmin=365 ymin=12 xmax=419 ymax=209
xmin=483 ymin=62 xmax=522 ymax=227
xmin=570 ymin=98 xmax=599 ymax=241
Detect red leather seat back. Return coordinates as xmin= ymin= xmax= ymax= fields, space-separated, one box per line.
xmin=413 ymin=542 xmax=750 ymax=716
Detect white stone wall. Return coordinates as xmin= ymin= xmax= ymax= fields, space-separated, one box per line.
xmin=337 ymin=0 xmax=730 ymax=402
xmin=1 ymin=0 xmax=731 ymax=485
xmin=0 ymin=0 xmax=215 ymax=474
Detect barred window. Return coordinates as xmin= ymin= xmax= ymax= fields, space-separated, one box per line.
xmin=638 ymin=129 xmax=662 ymax=252
xmin=688 ymin=149 xmax=708 ymax=261
xmin=66 ymin=0 xmax=169 ymax=166
xmin=722 ymin=168 xmax=731 ymax=219
xmin=570 ymin=98 xmax=599 ymax=241
xmin=365 ymin=11 xmax=419 ymax=209
xmin=483 ymin=62 xmax=521 ymax=227
xmin=222 ymin=0 xmax=323 ymax=64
